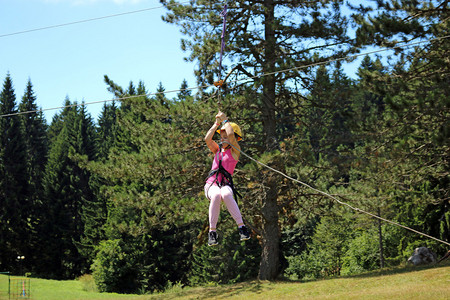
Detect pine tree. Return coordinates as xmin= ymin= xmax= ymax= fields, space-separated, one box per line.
xmin=87 ymin=78 xmax=218 ymax=292
xmin=47 ymin=97 xmax=72 ymax=144
xmin=156 ymin=81 xmax=168 ymax=108
xmin=19 ymin=79 xmax=48 ymax=184
xmin=97 ymin=101 xmax=119 ymax=160
xmin=351 ymin=0 xmax=450 ymax=255
xmin=39 ymin=101 xmax=98 ymax=278
xmin=73 ymin=104 xmax=104 ymax=270
xmin=102 ymin=76 xmax=141 ymax=152
xmin=18 ymin=79 xmax=49 ymax=273
xmin=0 ymin=74 xmax=29 ymax=273
xmin=161 ymin=0 xmax=356 ymax=280
xmin=177 ymin=79 xmax=192 ymax=100
xmin=39 ymin=118 xmax=72 ymax=278
xmin=137 ymin=80 xmax=147 ymax=96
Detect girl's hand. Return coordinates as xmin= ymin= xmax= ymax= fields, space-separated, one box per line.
xmin=215 ymin=111 xmax=227 ymax=123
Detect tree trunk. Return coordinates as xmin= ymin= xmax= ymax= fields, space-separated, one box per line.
xmin=262 ymin=0 xmax=277 ymax=151
xmin=258 ymin=0 xmax=280 ymax=281
xmin=259 ymin=178 xmax=279 ymax=280
xmin=377 ymin=207 xmax=385 ymax=268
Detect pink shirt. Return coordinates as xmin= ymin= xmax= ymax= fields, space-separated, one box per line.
xmin=206 ymin=148 xmax=238 ymax=184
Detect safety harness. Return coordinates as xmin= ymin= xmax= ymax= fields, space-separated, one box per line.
xmin=206 ymin=144 xmax=241 ymax=202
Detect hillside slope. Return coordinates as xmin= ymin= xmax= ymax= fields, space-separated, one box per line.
xmin=152 ymin=263 xmax=450 ymax=300
xmin=1 ymin=263 xmax=449 ymax=299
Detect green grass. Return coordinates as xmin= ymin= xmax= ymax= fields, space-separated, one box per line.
xmin=1 ymin=262 xmax=449 ymax=299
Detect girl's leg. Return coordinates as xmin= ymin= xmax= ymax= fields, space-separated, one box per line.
xmin=205 ymin=184 xmax=222 ymax=231
xmin=220 ymin=186 xmax=244 ymax=226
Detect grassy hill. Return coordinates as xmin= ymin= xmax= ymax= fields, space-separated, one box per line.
xmin=1 ymin=262 xmax=449 ymax=299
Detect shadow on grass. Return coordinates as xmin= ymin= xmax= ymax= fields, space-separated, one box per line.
xmin=150 ymin=280 xmax=272 ymax=300
xmin=342 ymin=260 xmax=450 ymax=280
xmin=283 ymin=259 xmax=450 ymax=284
xmin=149 ymin=260 xmax=450 ymax=299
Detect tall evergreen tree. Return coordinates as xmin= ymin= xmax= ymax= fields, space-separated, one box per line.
xmin=102 ymin=76 xmax=140 ymax=152
xmin=156 ymin=81 xmax=168 ymax=108
xmin=74 ymin=104 xmax=104 ymax=270
xmin=18 ymin=79 xmax=49 ymax=273
xmin=161 ymin=0 xmax=357 ymax=280
xmin=39 ymin=101 xmax=98 ymax=278
xmin=137 ymin=80 xmax=147 ymax=96
xmin=39 ymin=117 xmax=72 ymax=278
xmin=177 ymin=79 xmax=192 ymax=100
xmin=0 ymin=74 xmax=29 ymax=273
xmin=19 ymin=79 xmax=48 ymax=185
xmin=47 ymin=97 xmax=72 ymax=144
xmin=97 ymin=101 xmax=119 ymax=160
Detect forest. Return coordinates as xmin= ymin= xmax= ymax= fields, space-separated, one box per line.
xmin=0 ymin=0 xmax=448 ymax=294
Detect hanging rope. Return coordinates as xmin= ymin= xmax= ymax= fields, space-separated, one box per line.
xmin=218 ymin=2 xmax=227 ymax=81
xmin=214 ymin=2 xmax=228 ymax=108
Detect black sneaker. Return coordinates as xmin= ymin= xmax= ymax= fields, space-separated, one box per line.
xmin=239 ymin=226 xmax=250 ymax=241
xmin=208 ymin=231 xmax=218 ymax=246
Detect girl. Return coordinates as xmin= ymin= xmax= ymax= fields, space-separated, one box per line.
xmin=204 ymin=111 xmax=250 ymax=246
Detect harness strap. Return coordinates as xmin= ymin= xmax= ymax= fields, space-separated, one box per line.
xmin=206 ymin=144 xmax=241 ymax=202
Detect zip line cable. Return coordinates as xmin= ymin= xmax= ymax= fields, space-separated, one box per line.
xmin=230 ymin=34 xmax=450 ymax=85
xmin=0 ymin=83 xmax=209 ymax=118
xmin=0 ymin=1 xmax=240 ymax=39
xmin=1 ymin=34 xmax=449 ymax=119
xmin=0 ymin=1 xmax=191 ymax=39
xmin=223 ymin=142 xmax=450 ymax=247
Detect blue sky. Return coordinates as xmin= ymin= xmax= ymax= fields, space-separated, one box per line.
xmin=1 ymin=0 xmax=391 ymax=124
xmin=1 ymin=0 xmax=197 ymax=122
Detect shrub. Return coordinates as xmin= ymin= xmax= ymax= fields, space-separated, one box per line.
xmin=78 ymin=274 xmax=97 ymax=292
xmin=341 ymin=230 xmax=379 ymax=275
xmin=91 ymin=239 xmax=141 ymax=294
xmin=284 ymin=215 xmax=353 ymax=280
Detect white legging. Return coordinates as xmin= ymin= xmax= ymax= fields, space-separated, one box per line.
xmin=204 ymin=183 xmax=244 ymax=230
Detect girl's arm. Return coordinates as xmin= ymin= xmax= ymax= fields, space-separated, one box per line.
xmin=205 ymin=118 xmax=220 ymax=154
xmin=216 ymin=111 xmax=240 ymax=160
